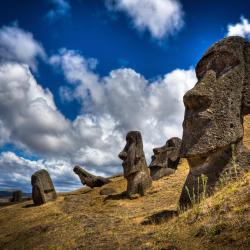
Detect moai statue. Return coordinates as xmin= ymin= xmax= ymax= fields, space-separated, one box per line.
xmin=73 ymin=166 xmax=111 ymax=188
xmin=11 ymin=190 xmax=23 ymax=202
xmin=119 ymin=131 xmax=152 ymax=197
xmin=31 ymin=169 xmax=57 ymax=205
xmin=179 ymin=36 xmax=250 ymax=207
xmin=149 ymin=137 xmax=182 ymax=180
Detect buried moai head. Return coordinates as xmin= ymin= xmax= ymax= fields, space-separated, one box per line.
xmin=119 ymin=131 xmax=152 ymax=197
xmin=181 ymin=36 xmax=250 ymax=157
xmin=179 ymin=36 xmax=250 ymax=207
xmin=149 ymin=137 xmax=182 ymax=180
xmin=73 ymin=165 xmax=110 ymax=188
xmin=31 ymin=169 xmax=57 ymax=205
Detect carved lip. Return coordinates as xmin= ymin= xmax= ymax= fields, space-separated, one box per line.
xmin=149 ymin=159 xmax=166 ymax=168
xmin=183 ymin=110 xmax=212 ymax=130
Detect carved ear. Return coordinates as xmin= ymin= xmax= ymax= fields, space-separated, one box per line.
xmin=242 ymin=41 xmax=250 ymax=115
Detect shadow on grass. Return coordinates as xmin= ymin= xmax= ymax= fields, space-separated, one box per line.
xmin=23 ymin=203 xmax=37 ymax=208
xmin=141 ymin=210 xmax=178 ymax=225
xmin=104 ymin=191 xmax=127 ymax=201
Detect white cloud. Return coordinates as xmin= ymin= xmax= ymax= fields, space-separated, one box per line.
xmin=46 ymin=0 xmax=71 ymax=20
xmin=0 ymin=25 xmax=45 ymax=70
xmin=105 ymin=0 xmax=184 ymax=39
xmin=51 ymin=49 xmax=196 ymax=163
xmin=50 ymin=49 xmax=103 ymax=105
xmin=0 ymin=31 xmax=196 ymax=191
xmin=226 ymin=16 xmax=250 ymax=38
xmin=0 ymin=63 xmax=76 ymax=156
xmin=0 ymin=151 xmax=80 ymax=192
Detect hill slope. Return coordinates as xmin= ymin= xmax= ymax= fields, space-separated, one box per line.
xmin=0 ymin=160 xmax=249 ymax=250
xmin=0 ymin=115 xmax=249 ymax=250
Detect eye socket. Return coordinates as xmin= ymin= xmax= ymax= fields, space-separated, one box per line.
xmin=196 ymin=51 xmax=240 ymax=79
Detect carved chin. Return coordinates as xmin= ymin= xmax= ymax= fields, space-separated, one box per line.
xmin=150 ymin=160 xmax=166 ymax=168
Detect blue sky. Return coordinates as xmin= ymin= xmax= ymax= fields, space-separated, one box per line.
xmin=0 ymin=0 xmax=249 ymax=192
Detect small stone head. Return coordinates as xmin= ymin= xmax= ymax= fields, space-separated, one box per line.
xmin=119 ymin=131 xmax=146 ymax=176
xmin=150 ymin=137 xmax=181 ymax=169
xmin=181 ymin=36 xmax=250 ymax=158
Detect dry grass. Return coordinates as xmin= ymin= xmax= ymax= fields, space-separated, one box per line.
xmin=1 ymin=159 xmax=249 ymax=250
xmin=0 ymin=119 xmax=249 ymax=250
xmin=153 ymin=171 xmax=250 ymax=250
xmin=0 ymin=160 xmax=188 ymax=250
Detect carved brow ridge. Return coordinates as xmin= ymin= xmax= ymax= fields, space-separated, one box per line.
xmin=196 ymin=50 xmax=241 ymax=79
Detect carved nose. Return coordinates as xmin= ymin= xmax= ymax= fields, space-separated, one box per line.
xmin=153 ymin=147 xmax=161 ymax=155
xmin=118 ymin=151 xmax=127 ymax=160
xmin=183 ymin=88 xmax=212 ymax=110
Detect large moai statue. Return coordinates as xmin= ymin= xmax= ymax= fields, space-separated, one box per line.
xmin=119 ymin=131 xmax=152 ymax=197
xmin=149 ymin=137 xmax=182 ymax=180
xmin=73 ymin=166 xmax=111 ymax=188
xmin=179 ymin=36 xmax=250 ymax=207
xmin=31 ymin=169 xmax=57 ymax=205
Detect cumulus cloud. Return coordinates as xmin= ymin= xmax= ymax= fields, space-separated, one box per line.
xmin=51 ymin=49 xmax=196 ymax=162
xmin=105 ymin=0 xmax=184 ymax=39
xmin=0 ymin=25 xmax=45 ymax=70
xmin=0 ymin=33 xmax=196 ymax=191
xmin=0 ymin=63 xmax=76 ymax=156
xmin=0 ymin=151 xmax=80 ymax=192
xmin=226 ymin=16 xmax=250 ymax=38
xmin=46 ymin=0 xmax=71 ymax=20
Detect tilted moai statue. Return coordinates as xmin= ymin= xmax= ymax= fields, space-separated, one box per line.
xmin=73 ymin=166 xmax=111 ymax=188
xmin=149 ymin=137 xmax=182 ymax=180
xmin=179 ymin=36 xmax=250 ymax=207
xmin=119 ymin=131 xmax=152 ymax=197
xmin=31 ymin=169 xmax=57 ymax=205
xmin=11 ymin=190 xmax=23 ymax=202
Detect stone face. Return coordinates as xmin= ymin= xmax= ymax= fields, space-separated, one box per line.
xmin=119 ymin=131 xmax=152 ymax=197
xmin=31 ymin=169 xmax=57 ymax=205
xmin=149 ymin=137 xmax=181 ymax=180
xmin=179 ymin=36 xmax=250 ymax=207
xmin=73 ymin=166 xmax=110 ymax=188
xmin=11 ymin=190 xmax=23 ymax=202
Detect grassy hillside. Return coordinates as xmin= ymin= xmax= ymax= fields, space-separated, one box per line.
xmin=0 ymin=116 xmax=249 ymax=250
xmin=0 ymin=160 xmax=188 ymax=250
xmin=0 ymin=160 xmax=249 ymax=250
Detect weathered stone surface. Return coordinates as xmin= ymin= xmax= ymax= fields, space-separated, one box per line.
xmin=119 ymin=131 xmax=152 ymax=197
xmin=73 ymin=166 xmax=110 ymax=188
xmin=149 ymin=137 xmax=181 ymax=180
xmin=31 ymin=169 xmax=57 ymax=205
xmin=179 ymin=36 xmax=250 ymax=207
xmin=11 ymin=190 xmax=22 ymax=202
